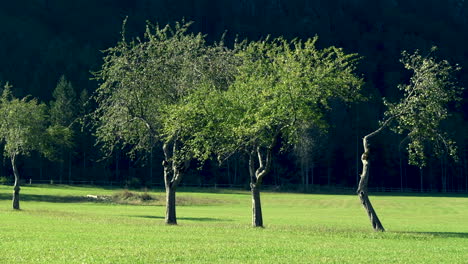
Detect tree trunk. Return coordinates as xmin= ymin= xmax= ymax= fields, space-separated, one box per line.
xmin=300 ymin=156 xmax=305 ymax=187
xmin=83 ymin=151 xmax=86 ymax=179
xmin=227 ymin=158 xmax=231 ymax=186
xmin=399 ymin=153 xmax=403 ymax=192
xmin=68 ymin=152 xmax=72 ymax=184
xmin=163 ymin=166 xmax=183 ymax=225
xmin=358 ymin=190 xmax=384 ymax=231
xmin=11 ymin=154 xmax=20 ymax=210
xmin=59 ymin=161 xmax=63 ymax=184
xmin=357 ymin=135 xmax=385 ymax=232
xmin=420 ymin=168 xmax=424 ymax=193
xmin=162 ymin=141 xmax=186 ymax=225
xmin=311 ymin=161 xmax=314 ymax=186
xmin=441 ymin=158 xmax=446 ymax=192
xmin=165 ymin=185 xmax=177 ymax=225
xmin=116 ymin=150 xmax=120 ymax=184
xmin=234 ymin=155 xmax=237 ymax=185
xmin=248 ymin=145 xmax=274 ymax=228
xmin=40 ymin=157 xmax=43 ymax=180
xmin=464 ymin=154 xmax=467 ymax=192
xmin=149 ymin=146 xmax=153 ymax=185
xmin=251 ymin=184 xmax=263 ymax=227
xmin=305 ymin=160 xmax=310 ymax=191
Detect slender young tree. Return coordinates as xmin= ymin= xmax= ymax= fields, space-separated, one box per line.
xmin=93 ymin=20 xmax=237 ymax=224
xmin=0 ymin=83 xmax=47 ymax=209
xmin=50 ymin=75 xmax=77 ymax=126
xmin=357 ymin=48 xmax=464 ymax=231
xmin=77 ymin=88 xmax=92 ymax=177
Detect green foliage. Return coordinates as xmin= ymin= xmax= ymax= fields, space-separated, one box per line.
xmin=0 ymin=83 xmax=48 ymax=158
xmin=0 ymin=176 xmax=8 ymax=185
xmin=161 ymin=43 xmax=240 ymax=163
xmin=215 ymin=37 xmax=363 ymax=157
xmin=125 ymin=177 xmax=142 ymax=189
xmin=45 ymin=75 xmax=76 ymax=162
xmin=94 ymin=20 xmax=238 ymax=163
xmin=40 ymin=124 xmax=74 ymax=162
xmin=78 ymin=88 xmax=90 ymax=116
xmin=162 ymin=36 xmax=363 ymax=172
xmin=94 ymin=20 xmax=203 ymax=155
xmin=384 ymin=48 xmax=464 ymax=167
xmin=50 ymin=75 xmax=77 ymax=127
xmin=0 ymin=82 xmax=73 ymax=165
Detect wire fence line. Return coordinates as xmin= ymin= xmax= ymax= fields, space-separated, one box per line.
xmin=2 ymin=179 xmax=467 ymax=194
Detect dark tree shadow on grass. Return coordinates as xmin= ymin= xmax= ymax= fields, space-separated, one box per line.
xmin=395 ymin=231 xmax=468 ymax=239
xmin=128 ymin=215 xmax=233 ymax=222
xmin=0 ymin=193 xmax=105 ymax=203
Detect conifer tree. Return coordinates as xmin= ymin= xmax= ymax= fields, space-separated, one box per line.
xmin=49 ymin=75 xmax=77 ymax=183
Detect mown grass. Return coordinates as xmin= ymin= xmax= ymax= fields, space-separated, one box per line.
xmin=0 ymin=184 xmax=467 ymax=263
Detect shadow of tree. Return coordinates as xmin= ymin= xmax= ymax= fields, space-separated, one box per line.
xmin=395 ymin=231 xmax=468 ymax=239
xmin=0 ymin=193 xmax=105 ymax=203
xmin=129 ymin=215 xmax=233 ymax=222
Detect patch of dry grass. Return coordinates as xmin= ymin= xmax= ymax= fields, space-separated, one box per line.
xmin=85 ymin=190 xmax=226 ymax=206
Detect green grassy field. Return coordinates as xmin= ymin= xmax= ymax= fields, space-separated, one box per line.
xmin=0 ymin=185 xmax=467 ymax=263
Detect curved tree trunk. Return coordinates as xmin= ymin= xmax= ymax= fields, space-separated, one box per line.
xmin=357 ymin=134 xmax=385 ymax=231
xmin=11 ymin=154 xmax=20 ymax=210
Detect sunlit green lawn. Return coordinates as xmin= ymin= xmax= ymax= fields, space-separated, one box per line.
xmin=0 ymin=184 xmax=467 ymax=263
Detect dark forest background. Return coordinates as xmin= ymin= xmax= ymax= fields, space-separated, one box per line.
xmin=0 ymin=0 xmax=467 ymax=192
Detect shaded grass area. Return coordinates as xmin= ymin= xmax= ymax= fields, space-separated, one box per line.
xmin=395 ymin=231 xmax=468 ymax=239
xmin=129 ymin=215 xmax=233 ymax=222
xmin=0 ymin=193 xmax=99 ymax=203
xmin=0 ymin=185 xmax=467 ymax=263
xmin=0 ymin=186 xmax=229 ymax=206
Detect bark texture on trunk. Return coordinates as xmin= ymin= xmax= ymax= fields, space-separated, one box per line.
xmin=165 ymin=185 xmax=177 ymax=225
xmin=59 ymin=161 xmax=63 ymax=184
xmin=163 ymin=157 xmax=179 ymax=225
xmin=11 ymin=154 xmax=20 ymax=210
xmin=358 ymin=191 xmax=384 ymax=231
xmin=357 ymin=134 xmax=385 ymax=232
xmin=251 ymin=185 xmax=263 ymax=227
xmin=248 ymin=144 xmax=274 ymax=227
xmin=162 ymin=140 xmax=188 ymax=225
xmin=68 ymin=152 xmax=72 ymax=184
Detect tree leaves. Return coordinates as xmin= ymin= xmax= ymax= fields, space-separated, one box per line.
xmin=385 ymin=48 xmax=464 ymax=167
xmin=187 ymin=36 xmax=363 ymax=164
xmin=0 ymin=83 xmax=48 ymax=158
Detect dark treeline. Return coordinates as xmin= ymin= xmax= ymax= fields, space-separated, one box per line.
xmin=0 ymin=0 xmax=467 ymax=192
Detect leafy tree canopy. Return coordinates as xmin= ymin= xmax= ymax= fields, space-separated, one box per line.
xmin=383 ymin=48 xmax=463 ymax=167
xmin=0 ymin=83 xmax=47 ymax=158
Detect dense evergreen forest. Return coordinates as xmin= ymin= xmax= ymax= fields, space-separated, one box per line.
xmin=0 ymin=0 xmax=467 ymax=192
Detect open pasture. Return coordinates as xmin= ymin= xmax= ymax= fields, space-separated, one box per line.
xmin=0 ymin=185 xmax=467 ymax=263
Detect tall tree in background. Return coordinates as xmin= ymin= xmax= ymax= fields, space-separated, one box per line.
xmin=93 ymin=20 xmax=237 ymax=224
xmin=49 ymin=75 xmax=77 ymax=183
xmin=50 ymin=75 xmax=77 ymax=126
xmin=0 ymin=83 xmax=47 ymax=209
xmin=358 ymin=48 xmax=464 ymax=231
xmin=293 ymin=126 xmax=325 ymax=191
xmin=77 ymin=88 xmax=92 ymax=178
